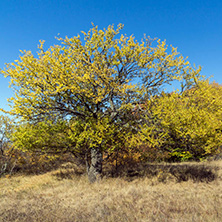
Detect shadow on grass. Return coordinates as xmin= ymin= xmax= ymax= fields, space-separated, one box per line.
xmin=51 ymin=161 xmax=219 ymax=183
xmin=53 ymin=169 xmax=85 ymax=180
xmin=52 ymin=163 xmax=85 ymax=180
xmin=104 ymin=162 xmax=220 ymax=183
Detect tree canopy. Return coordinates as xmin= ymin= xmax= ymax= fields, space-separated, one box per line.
xmin=1 ymin=24 xmax=198 ymax=120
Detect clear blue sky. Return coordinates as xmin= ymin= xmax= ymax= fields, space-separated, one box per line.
xmin=0 ymin=0 xmax=222 ymax=112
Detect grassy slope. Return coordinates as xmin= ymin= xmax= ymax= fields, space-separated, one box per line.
xmin=0 ymin=160 xmax=222 ymax=222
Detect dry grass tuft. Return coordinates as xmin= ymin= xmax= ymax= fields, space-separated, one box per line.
xmin=0 ymin=160 xmax=222 ymax=222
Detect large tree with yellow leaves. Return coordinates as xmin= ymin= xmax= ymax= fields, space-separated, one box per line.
xmin=1 ymin=24 xmax=200 ymax=182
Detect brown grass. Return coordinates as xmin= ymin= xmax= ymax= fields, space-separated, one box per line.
xmin=0 ymin=160 xmax=222 ymax=222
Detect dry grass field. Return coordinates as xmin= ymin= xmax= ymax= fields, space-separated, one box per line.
xmin=0 ymin=160 xmax=222 ymax=222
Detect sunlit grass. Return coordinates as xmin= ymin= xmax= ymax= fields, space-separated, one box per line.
xmin=0 ymin=160 xmax=222 ymax=222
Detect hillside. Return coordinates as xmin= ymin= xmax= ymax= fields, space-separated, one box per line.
xmin=0 ymin=160 xmax=222 ymax=222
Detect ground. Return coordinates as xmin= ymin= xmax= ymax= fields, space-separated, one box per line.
xmin=0 ymin=160 xmax=222 ymax=222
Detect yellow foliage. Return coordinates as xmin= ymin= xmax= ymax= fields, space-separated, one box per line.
xmin=135 ymin=79 xmax=222 ymax=161
xmin=1 ymin=24 xmax=200 ymax=121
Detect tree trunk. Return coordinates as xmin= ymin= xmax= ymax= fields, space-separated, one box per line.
xmin=87 ymin=147 xmax=103 ymax=183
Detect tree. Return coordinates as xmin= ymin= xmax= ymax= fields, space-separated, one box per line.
xmin=134 ymin=78 xmax=222 ymax=161
xmin=1 ymin=24 xmax=200 ymax=182
xmin=0 ymin=115 xmax=15 ymax=176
